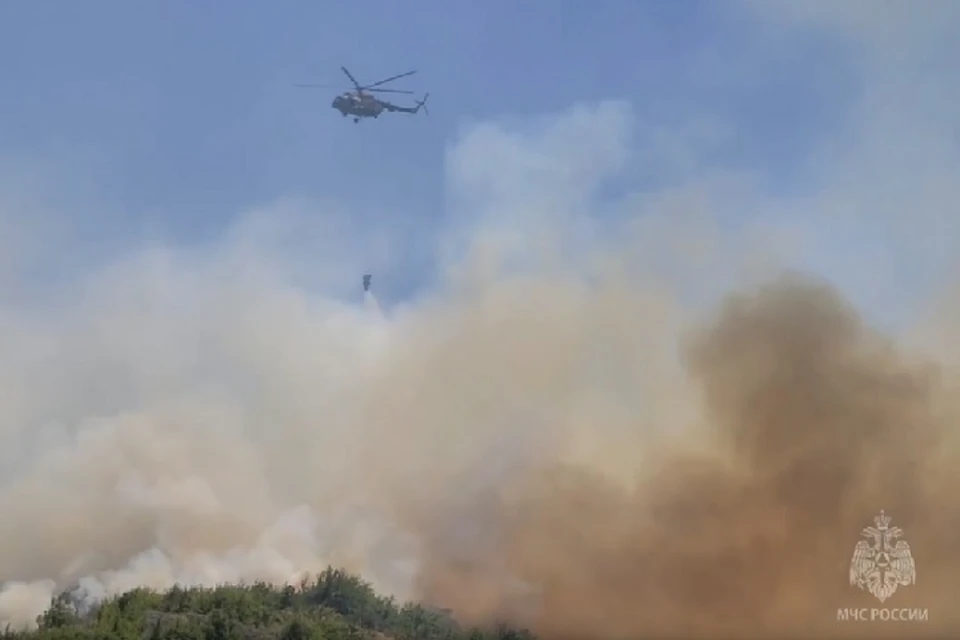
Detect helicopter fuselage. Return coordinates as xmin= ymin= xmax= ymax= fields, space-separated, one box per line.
xmin=332 ymin=93 xmax=384 ymax=120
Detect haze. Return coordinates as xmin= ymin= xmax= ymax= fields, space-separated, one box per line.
xmin=1 ymin=1 xmax=959 ymax=637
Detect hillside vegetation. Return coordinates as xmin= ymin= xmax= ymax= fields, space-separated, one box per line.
xmin=1 ymin=568 xmax=534 ymax=640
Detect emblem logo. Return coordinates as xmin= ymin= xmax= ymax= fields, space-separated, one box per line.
xmin=849 ymin=510 xmax=916 ymax=602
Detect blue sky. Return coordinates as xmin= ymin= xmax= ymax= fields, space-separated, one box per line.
xmin=1 ymin=2 xmax=872 ymax=290
xmin=0 ymin=1 xmax=958 ymax=320
xmin=0 ymin=0 xmax=854 ymax=213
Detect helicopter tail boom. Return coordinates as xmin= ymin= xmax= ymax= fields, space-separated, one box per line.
xmin=380 ymin=93 xmax=430 ymax=115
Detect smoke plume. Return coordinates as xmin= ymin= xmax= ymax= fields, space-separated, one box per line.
xmin=1 ymin=199 xmax=958 ymax=639
xmin=396 ymin=272 xmax=960 ymax=638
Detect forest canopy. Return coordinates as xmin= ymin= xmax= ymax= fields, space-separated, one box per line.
xmin=1 ymin=567 xmax=534 ymax=640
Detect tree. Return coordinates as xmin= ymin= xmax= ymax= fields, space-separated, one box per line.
xmin=8 ymin=569 xmax=535 ymax=640
xmin=36 ymin=594 xmax=79 ymax=630
xmin=278 ymin=618 xmax=316 ymax=640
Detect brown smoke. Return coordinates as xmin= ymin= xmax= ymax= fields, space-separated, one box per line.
xmin=403 ymin=272 xmax=960 ymax=639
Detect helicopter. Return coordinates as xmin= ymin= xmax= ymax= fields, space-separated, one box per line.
xmin=296 ymin=66 xmax=429 ymax=123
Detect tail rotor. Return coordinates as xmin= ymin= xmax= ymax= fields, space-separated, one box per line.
xmin=416 ymin=93 xmax=430 ymax=116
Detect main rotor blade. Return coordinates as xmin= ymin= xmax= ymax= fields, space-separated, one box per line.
xmin=341 ymin=66 xmax=362 ymax=90
xmin=368 ymin=88 xmax=414 ymax=94
xmin=294 ymin=83 xmax=332 ymax=88
xmin=363 ymin=69 xmax=416 ymax=90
